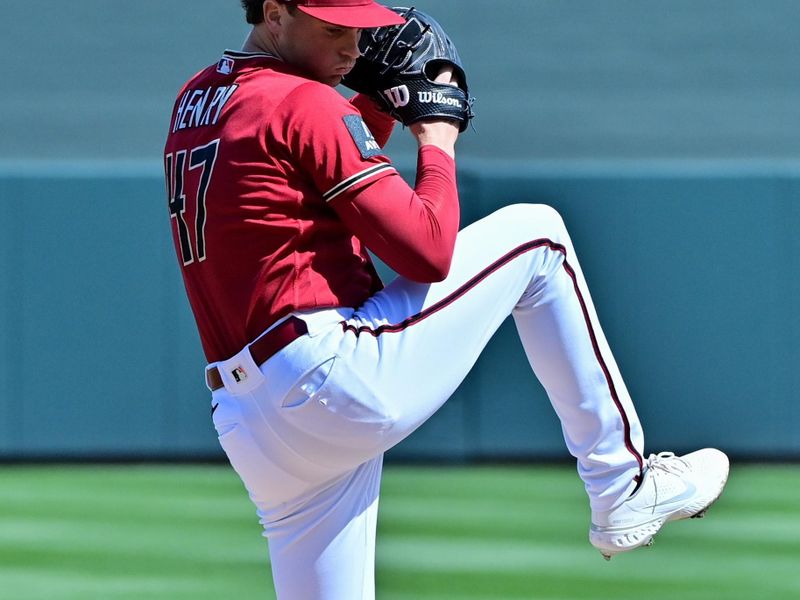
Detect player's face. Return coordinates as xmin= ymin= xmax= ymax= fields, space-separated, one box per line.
xmin=279 ymin=11 xmax=362 ymax=86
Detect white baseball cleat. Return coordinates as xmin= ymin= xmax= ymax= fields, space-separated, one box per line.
xmin=589 ymin=448 xmax=730 ymax=560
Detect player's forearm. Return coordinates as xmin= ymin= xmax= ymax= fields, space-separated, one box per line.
xmin=407 ymin=144 xmax=460 ymax=279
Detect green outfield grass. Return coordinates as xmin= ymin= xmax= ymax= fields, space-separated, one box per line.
xmin=0 ymin=463 xmax=797 ymax=599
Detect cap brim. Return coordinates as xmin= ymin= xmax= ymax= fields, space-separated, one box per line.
xmin=298 ymin=4 xmax=405 ymax=28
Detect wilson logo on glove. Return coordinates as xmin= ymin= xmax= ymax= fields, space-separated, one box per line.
xmin=418 ymin=91 xmax=463 ymax=109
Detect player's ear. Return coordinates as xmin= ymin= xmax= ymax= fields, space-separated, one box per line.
xmin=263 ymin=0 xmax=284 ymax=31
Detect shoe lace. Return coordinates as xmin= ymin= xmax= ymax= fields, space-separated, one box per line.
xmin=646 ymin=452 xmax=689 ymax=476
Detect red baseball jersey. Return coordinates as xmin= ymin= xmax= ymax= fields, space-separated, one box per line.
xmin=165 ymin=51 xmax=459 ymax=362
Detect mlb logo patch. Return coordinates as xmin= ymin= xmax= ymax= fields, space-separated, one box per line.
xmin=217 ymin=57 xmax=234 ymax=75
xmin=231 ymin=366 xmax=248 ymax=383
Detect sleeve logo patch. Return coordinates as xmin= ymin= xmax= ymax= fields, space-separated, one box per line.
xmin=343 ymin=115 xmax=383 ymax=159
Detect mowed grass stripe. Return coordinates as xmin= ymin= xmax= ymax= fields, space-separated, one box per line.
xmin=0 ymin=465 xmax=271 ymax=598
xmin=0 ymin=464 xmax=798 ymax=599
xmin=376 ymin=464 xmax=800 ymax=600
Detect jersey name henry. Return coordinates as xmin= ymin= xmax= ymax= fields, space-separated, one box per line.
xmin=171 ymin=84 xmax=239 ymax=133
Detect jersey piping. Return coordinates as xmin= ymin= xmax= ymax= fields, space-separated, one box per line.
xmin=323 ymin=164 xmax=397 ymax=202
xmin=222 ymin=49 xmax=282 ymax=60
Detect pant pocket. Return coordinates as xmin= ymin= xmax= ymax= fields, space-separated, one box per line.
xmin=278 ymin=355 xmax=396 ymax=467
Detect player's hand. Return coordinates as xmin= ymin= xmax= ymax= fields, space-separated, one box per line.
xmin=409 ymin=67 xmax=461 ymax=158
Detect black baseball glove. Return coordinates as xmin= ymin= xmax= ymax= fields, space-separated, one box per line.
xmin=342 ymin=7 xmax=474 ymax=132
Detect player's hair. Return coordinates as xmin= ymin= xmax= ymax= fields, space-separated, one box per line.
xmin=241 ymin=0 xmax=296 ymax=25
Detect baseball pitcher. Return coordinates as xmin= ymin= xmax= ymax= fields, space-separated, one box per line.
xmin=163 ymin=1 xmax=730 ymax=598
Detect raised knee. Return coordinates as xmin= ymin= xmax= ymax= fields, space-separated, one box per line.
xmin=492 ymin=203 xmax=567 ymax=235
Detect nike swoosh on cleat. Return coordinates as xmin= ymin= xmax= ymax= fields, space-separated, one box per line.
xmin=635 ymin=481 xmax=698 ymax=513
xmin=211 ymin=403 xmax=219 ymax=416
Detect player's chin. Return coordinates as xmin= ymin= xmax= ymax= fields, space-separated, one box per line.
xmin=313 ymin=72 xmax=343 ymax=87
xmin=301 ymin=65 xmax=343 ymax=87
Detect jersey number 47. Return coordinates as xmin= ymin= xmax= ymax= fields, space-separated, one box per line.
xmin=164 ymin=139 xmax=220 ymax=266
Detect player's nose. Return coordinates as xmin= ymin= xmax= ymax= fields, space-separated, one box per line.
xmin=340 ymin=28 xmax=361 ymax=60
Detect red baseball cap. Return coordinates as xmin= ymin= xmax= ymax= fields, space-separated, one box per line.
xmin=285 ymin=0 xmax=405 ymax=28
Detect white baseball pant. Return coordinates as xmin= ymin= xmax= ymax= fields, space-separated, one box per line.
xmin=209 ymin=203 xmax=645 ymax=599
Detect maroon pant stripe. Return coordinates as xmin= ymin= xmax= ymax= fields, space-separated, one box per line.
xmin=342 ymin=238 xmax=644 ymax=475
xmin=558 ymin=258 xmax=645 ymax=477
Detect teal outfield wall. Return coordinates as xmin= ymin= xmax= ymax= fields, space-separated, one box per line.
xmin=0 ymin=162 xmax=798 ymax=460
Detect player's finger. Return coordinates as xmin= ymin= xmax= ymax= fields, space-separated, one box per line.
xmin=433 ymin=65 xmax=460 ymax=87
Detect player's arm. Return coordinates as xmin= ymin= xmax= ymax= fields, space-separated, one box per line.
xmin=335 ymin=71 xmax=462 ymax=280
